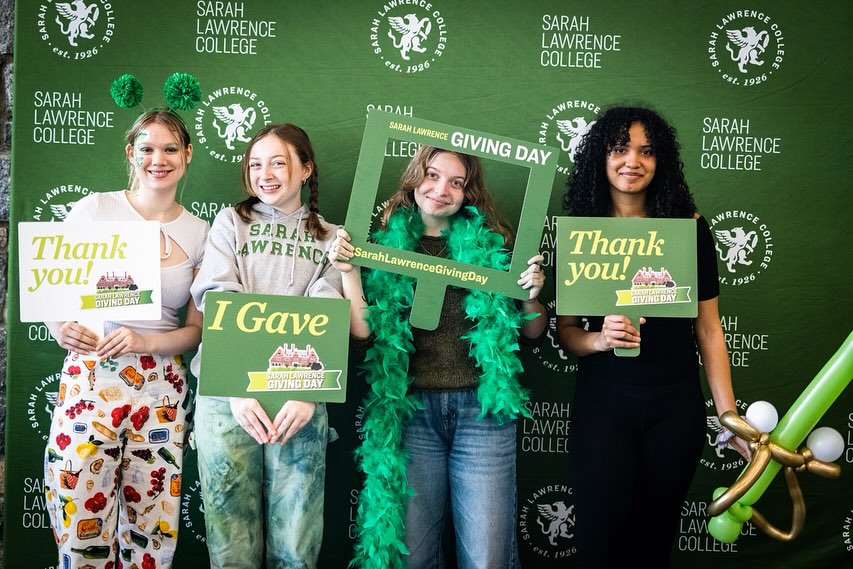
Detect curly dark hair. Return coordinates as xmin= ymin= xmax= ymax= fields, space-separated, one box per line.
xmin=562 ymin=105 xmax=696 ymax=218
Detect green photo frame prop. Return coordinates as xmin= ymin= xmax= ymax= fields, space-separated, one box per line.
xmin=555 ymin=217 xmax=698 ymax=357
xmin=198 ymin=291 xmax=350 ymax=417
xmin=345 ymin=110 xmax=558 ymax=330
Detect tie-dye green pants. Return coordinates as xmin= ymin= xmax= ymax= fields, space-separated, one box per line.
xmin=194 ymin=397 xmax=328 ymax=569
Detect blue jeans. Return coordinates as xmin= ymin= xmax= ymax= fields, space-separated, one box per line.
xmin=194 ymin=397 xmax=328 ymax=569
xmin=404 ymin=389 xmax=520 ymax=569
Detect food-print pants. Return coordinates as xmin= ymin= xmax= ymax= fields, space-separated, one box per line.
xmin=194 ymin=396 xmax=329 ymax=569
xmin=44 ymin=350 xmax=190 ymax=569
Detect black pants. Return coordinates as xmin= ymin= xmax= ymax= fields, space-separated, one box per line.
xmin=569 ymin=376 xmax=706 ymax=569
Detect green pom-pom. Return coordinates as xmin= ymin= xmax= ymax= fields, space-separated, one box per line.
xmin=163 ymin=72 xmax=202 ymax=111
xmin=109 ymin=74 xmax=143 ymax=109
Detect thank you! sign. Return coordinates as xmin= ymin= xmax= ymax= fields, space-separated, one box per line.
xmin=556 ymin=217 xmax=698 ymax=355
xmin=17 ymin=221 xmax=162 ymax=324
xmin=199 ymin=292 xmax=350 ymax=416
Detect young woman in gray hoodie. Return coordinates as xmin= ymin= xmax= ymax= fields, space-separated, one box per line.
xmin=190 ymin=123 xmax=368 ymax=569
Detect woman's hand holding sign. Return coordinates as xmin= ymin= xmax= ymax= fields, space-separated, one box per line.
xmin=230 ymin=397 xmax=275 ymax=445
xmin=329 ymin=228 xmax=371 ymax=339
xmin=518 ymin=254 xmax=546 ymax=301
xmin=597 ymin=314 xmax=646 ymax=351
xmin=329 ymin=228 xmax=356 ymax=272
xmin=517 ymin=254 xmax=547 ymax=339
xmin=271 ymin=400 xmax=317 ymax=445
xmin=49 ymin=321 xmax=100 ymax=354
xmin=230 ymin=396 xmax=317 ymax=446
xmin=97 ymin=326 xmax=149 ymax=359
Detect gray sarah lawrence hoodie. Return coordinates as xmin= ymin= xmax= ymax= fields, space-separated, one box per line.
xmin=189 ymin=202 xmax=343 ymax=378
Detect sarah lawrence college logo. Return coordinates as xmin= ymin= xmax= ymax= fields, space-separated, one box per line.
xmin=708 ymin=10 xmax=786 ymax=87
xmin=709 ymin=210 xmax=774 ymax=287
xmin=195 ymin=86 xmax=272 ymax=163
xmin=370 ymin=1 xmax=447 ymax=73
xmin=181 ymin=476 xmax=207 ymax=543
xmin=30 ymin=184 xmax=91 ymax=221
xmin=37 ymin=0 xmax=115 ymax=60
xmin=29 ymin=372 xmax=61 ymax=442
xmin=538 ymin=99 xmax=601 ymax=176
xmin=842 ymin=506 xmax=853 ymax=554
xmin=520 ymin=485 xmax=576 ymax=560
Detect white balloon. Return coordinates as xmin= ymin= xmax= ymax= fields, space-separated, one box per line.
xmin=745 ymin=400 xmax=779 ymax=433
xmin=807 ymin=427 xmax=845 ymax=462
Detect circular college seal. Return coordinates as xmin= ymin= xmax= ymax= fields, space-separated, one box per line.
xmin=29 ymin=372 xmax=62 ymax=442
xmin=708 ymin=10 xmax=785 ymax=87
xmin=194 ymin=85 xmax=272 ymax=163
xmin=30 ymin=184 xmax=92 ymax=221
xmin=369 ymin=1 xmax=447 ymax=73
xmin=538 ymin=99 xmax=601 ymax=176
xmin=37 ymin=0 xmax=116 ymax=60
xmin=708 ymin=210 xmax=774 ymax=287
xmin=520 ymin=484 xmax=576 ymax=561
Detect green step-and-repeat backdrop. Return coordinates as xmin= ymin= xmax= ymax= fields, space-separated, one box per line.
xmin=5 ymin=1 xmax=853 ymax=567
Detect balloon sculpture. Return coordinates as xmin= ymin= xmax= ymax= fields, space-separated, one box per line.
xmin=708 ymin=330 xmax=853 ymax=543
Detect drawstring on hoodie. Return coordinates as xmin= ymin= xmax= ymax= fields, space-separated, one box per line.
xmin=259 ymin=202 xmax=306 ymax=289
xmin=290 ymin=207 xmax=303 ymax=287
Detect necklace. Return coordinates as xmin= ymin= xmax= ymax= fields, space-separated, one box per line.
xmin=417 ymin=237 xmax=447 ymax=257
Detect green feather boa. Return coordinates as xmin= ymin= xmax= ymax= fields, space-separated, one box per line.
xmin=351 ymin=206 xmax=532 ymax=569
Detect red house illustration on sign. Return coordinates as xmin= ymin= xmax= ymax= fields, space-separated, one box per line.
xmin=96 ymin=272 xmax=136 ymax=290
xmin=631 ymin=267 xmax=675 ymax=287
xmin=269 ymin=344 xmax=321 ymax=369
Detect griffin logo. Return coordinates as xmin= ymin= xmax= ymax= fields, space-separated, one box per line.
xmin=370 ymin=2 xmax=447 ymax=73
xmin=537 ymin=501 xmax=574 ymax=545
xmin=520 ymin=485 xmax=577 ymax=559
xmin=194 ymin=86 xmax=271 ymax=163
xmin=212 ymin=104 xmax=256 ymax=151
xmin=708 ymin=11 xmax=786 ymax=87
xmin=37 ymin=0 xmax=115 ymax=60
xmin=538 ymin=99 xmax=601 ymax=176
xmin=709 ymin=210 xmax=774 ymax=287
xmin=388 ymin=15 xmax=431 ymax=60
xmin=555 ymin=118 xmax=596 ymax=164
xmin=726 ymin=27 xmax=770 ymax=73
xmin=54 ymin=0 xmax=99 ymax=46
xmin=715 ymin=227 xmax=758 ymax=273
